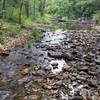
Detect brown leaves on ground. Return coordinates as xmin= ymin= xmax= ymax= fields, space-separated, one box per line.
xmin=0 ymin=29 xmax=31 ymax=53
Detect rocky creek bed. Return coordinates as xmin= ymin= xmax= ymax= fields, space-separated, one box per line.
xmin=0 ymin=29 xmax=100 ymax=100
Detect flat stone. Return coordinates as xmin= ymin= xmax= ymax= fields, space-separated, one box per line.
xmin=69 ymin=96 xmax=83 ymax=100
xmin=48 ymin=51 xmax=63 ymax=58
xmin=76 ymin=75 xmax=86 ymax=81
xmin=88 ymin=71 xmax=98 ymax=75
xmin=78 ymin=66 xmax=88 ymax=72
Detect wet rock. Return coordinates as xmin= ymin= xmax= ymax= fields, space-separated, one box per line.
xmin=70 ymin=76 xmax=76 ymax=81
xmin=87 ymin=52 xmax=94 ymax=56
xmin=44 ymin=66 xmax=51 ymax=71
xmin=21 ymin=68 xmax=29 ymax=75
xmin=51 ymin=62 xmax=58 ymax=67
xmin=95 ymin=57 xmax=100 ymax=65
xmin=48 ymin=51 xmax=63 ymax=58
xmin=88 ymin=71 xmax=98 ymax=76
xmin=18 ymin=77 xmax=29 ymax=85
xmin=72 ymin=73 xmax=78 ymax=77
xmin=80 ymin=89 xmax=88 ymax=100
xmin=63 ymin=63 xmax=71 ymax=71
xmin=53 ymin=80 xmax=62 ymax=86
xmin=0 ymin=52 xmax=9 ymax=57
xmin=71 ymin=50 xmax=78 ymax=55
xmin=0 ymin=91 xmax=12 ymax=100
xmin=7 ymin=52 xmax=28 ymax=65
xmin=63 ymin=53 xmax=73 ymax=61
xmin=46 ymin=46 xmax=55 ymax=51
xmin=97 ymin=79 xmax=100 ymax=85
xmin=76 ymin=75 xmax=86 ymax=81
xmin=78 ymin=66 xmax=88 ymax=72
xmin=88 ymin=79 xmax=98 ymax=87
xmin=24 ymin=63 xmax=31 ymax=67
xmin=34 ymin=69 xmax=46 ymax=76
xmin=83 ymin=55 xmax=93 ymax=62
xmin=42 ymin=84 xmax=52 ymax=90
xmin=29 ymin=95 xmax=38 ymax=100
xmin=69 ymin=96 xmax=83 ymax=100
xmin=59 ymin=90 xmax=69 ymax=100
xmin=25 ymin=81 xmax=33 ymax=88
xmin=24 ymin=95 xmax=39 ymax=100
xmin=52 ymin=65 xmax=58 ymax=70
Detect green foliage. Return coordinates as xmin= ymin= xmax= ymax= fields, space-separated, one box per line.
xmin=22 ymin=17 xmax=32 ymax=26
xmin=93 ymin=10 xmax=100 ymax=24
xmin=1 ymin=23 xmax=21 ymax=37
xmin=11 ymin=8 xmax=20 ymax=22
xmin=0 ymin=0 xmax=100 ymax=29
xmin=31 ymin=27 xmax=43 ymax=39
xmin=46 ymin=0 xmax=100 ymax=19
xmin=35 ymin=14 xmax=51 ymax=24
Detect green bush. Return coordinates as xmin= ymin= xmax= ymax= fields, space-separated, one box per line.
xmin=31 ymin=28 xmax=43 ymax=39
xmin=22 ymin=17 xmax=32 ymax=26
xmin=35 ymin=14 xmax=51 ymax=24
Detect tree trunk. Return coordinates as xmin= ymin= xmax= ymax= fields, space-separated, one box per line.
xmin=33 ymin=0 xmax=36 ymax=19
xmin=2 ymin=0 xmax=6 ymax=18
xmin=39 ymin=0 xmax=46 ymax=16
xmin=25 ymin=0 xmax=29 ymax=18
xmin=19 ymin=0 xmax=23 ymax=24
